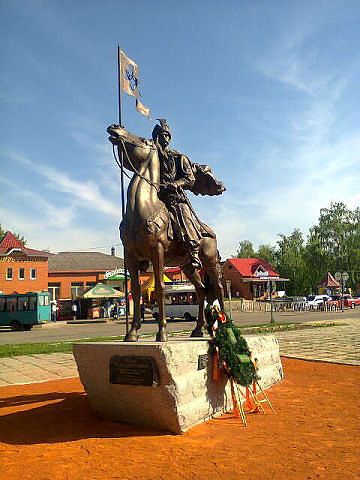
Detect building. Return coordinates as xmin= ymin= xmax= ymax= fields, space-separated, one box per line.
xmin=222 ymin=258 xmax=289 ymax=300
xmin=48 ymin=251 xmax=125 ymax=301
xmin=317 ymin=272 xmax=340 ymax=295
xmin=0 ymin=231 xmax=49 ymax=295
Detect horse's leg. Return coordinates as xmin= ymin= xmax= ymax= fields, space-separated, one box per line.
xmin=204 ymin=262 xmax=225 ymax=310
xmin=182 ymin=266 xmax=206 ymax=338
xmin=124 ymin=257 xmax=141 ymax=342
xmin=153 ymin=242 xmax=167 ymax=342
xmin=201 ymin=240 xmax=225 ymax=310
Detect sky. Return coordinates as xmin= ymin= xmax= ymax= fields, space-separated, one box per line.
xmin=0 ymin=0 xmax=359 ymax=260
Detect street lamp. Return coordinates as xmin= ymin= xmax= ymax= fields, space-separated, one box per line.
xmin=268 ymin=280 xmax=275 ymax=324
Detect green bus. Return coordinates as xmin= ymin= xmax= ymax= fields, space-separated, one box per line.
xmin=0 ymin=291 xmax=51 ymax=331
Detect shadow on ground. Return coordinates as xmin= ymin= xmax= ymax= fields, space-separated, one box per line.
xmin=0 ymin=390 xmax=169 ymax=445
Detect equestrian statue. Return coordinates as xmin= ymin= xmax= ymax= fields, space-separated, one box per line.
xmin=107 ymin=119 xmax=226 ymax=342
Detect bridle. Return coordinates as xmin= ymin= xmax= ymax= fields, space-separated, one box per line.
xmin=112 ymin=137 xmax=165 ymax=193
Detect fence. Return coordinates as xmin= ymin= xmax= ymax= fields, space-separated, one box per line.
xmin=225 ymin=299 xmax=342 ymax=313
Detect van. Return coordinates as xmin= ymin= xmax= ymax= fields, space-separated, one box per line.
xmin=152 ymin=285 xmax=198 ymax=321
xmin=0 ymin=291 xmax=51 ymax=330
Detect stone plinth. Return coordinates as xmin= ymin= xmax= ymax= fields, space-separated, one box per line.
xmin=73 ymin=336 xmax=283 ymax=434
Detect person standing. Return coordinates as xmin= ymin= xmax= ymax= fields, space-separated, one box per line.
xmin=51 ymin=300 xmax=58 ymax=322
xmin=72 ymin=301 xmax=78 ymax=320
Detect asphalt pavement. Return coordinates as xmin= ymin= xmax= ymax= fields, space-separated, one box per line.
xmin=0 ymin=308 xmax=358 ymax=345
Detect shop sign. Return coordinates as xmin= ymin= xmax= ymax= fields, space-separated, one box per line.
xmin=104 ymin=267 xmax=127 ymax=279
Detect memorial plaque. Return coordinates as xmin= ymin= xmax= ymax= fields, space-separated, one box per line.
xmin=109 ymin=355 xmax=159 ymax=386
xmin=197 ymin=353 xmax=209 ymax=370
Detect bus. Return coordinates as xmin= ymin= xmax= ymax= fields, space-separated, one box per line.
xmin=152 ymin=285 xmax=198 ymax=321
xmin=0 ymin=291 xmax=51 ymax=331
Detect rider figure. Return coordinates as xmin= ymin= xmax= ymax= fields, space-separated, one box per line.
xmin=152 ymin=119 xmax=214 ymax=270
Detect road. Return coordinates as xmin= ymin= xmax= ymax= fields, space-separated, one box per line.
xmin=0 ymin=309 xmax=358 ymax=345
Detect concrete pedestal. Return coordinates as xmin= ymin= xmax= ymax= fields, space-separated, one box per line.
xmin=73 ymin=336 xmax=283 ymax=434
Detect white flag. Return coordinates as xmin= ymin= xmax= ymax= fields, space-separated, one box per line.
xmin=120 ymin=50 xmax=140 ymax=98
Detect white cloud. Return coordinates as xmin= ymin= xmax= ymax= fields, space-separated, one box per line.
xmin=8 ymin=151 xmax=119 ymax=218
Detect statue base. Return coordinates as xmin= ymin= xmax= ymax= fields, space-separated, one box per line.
xmin=73 ymin=336 xmax=283 ymax=434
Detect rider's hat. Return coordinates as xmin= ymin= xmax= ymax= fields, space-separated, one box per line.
xmin=152 ymin=119 xmax=171 ymax=141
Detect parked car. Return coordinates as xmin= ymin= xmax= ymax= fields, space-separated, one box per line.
xmin=343 ymin=295 xmax=360 ymax=308
xmin=330 ymin=294 xmax=360 ymax=309
xmin=306 ymin=295 xmax=331 ymax=309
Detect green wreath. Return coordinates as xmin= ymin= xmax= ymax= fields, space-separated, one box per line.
xmin=206 ymin=306 xmax=257 ymax=386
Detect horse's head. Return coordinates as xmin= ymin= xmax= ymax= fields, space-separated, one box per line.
xmin=107 ymin=124 xmax=128 ymax=145
xmin=107 ymin=123 xmax=159 ymax=178
xmin=107 ymin=124 xmax=155 ymax=165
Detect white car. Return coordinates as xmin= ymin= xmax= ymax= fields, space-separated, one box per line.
xmin=306 ymin=294 xmax=331 ymax=309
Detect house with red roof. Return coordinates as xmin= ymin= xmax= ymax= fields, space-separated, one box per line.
xmin=317 ymin=272 xmax=340 ymax=294
xmin=222 ymin=258 xmax=289 ymax=300
xmin=0 ymin=231 xmax=49 ymax=295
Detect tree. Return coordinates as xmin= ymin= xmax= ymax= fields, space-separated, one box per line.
xmin=235 ymin=240 xmax=255 ymax=258
xmin=255 ymin=244 xmax=277 ymax=265
xmin=0 ymin=224 xmax=27 ymax=246
xmin=306 ymin=202 xmax=360 ymax=292
xmin=276 ymin=229 xmax=309 ymax=296
xmin=232 ymin=202 xmax=360 ymax=296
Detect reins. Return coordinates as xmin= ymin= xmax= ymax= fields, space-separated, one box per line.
xmin=112 ymin=138 xmax=165 ymax=193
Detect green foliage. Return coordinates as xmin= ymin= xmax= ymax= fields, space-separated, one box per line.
xmin=306 ymin=203 xmax=360 ymax=291
xmin=233 ymin=202 xmax=360 ymax=295
xmin=235 ymin=240 xmax=255 ymax=258
xmin=214 ymin=320 xmax=257 ymax=386
xmin=256 ymin=244 xmax=277 ymax=265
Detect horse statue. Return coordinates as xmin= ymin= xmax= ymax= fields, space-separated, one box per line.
xmin=107 ymin=124 xmax=225 ymax=342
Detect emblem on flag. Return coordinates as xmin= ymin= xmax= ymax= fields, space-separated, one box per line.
xmin=119 ymin=50 xmax=151 ymax=118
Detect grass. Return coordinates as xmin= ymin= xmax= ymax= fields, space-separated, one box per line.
xmin=0 ymin=321 xmax=343 ymax=358
xmin=0 ymin=335 xmax=125 ymax=358
xmin=240 ymin=321 xmax=342 ymax=335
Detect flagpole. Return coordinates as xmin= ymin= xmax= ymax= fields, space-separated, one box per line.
xmin=117 ymin=45 xmax=130 ymax=335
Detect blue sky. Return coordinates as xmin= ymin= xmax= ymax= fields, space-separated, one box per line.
xmin=0 ymin=0 xmax=359 ymax=259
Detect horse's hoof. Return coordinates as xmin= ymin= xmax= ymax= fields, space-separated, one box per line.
xmin=124 ymin=332 xmax=138 ymax=342
xmin=156 ymin=331 xmax=168 ymax=342
xmin=190 ymin=329 xmax=204 ymax=338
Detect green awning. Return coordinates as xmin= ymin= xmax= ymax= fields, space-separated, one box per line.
xmin=106 ymin=274 xmax=126 ymax=281
xmin=82 ymin=283 xmax=124 ymax=298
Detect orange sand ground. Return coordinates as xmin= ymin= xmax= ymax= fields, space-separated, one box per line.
xmin=0 ymin=358 xmax=359 ymax=480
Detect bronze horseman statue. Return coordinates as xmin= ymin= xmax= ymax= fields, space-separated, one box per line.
xmin=107 ymin=119 xmax=226 ymax=341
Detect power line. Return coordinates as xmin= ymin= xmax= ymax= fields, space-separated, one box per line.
xmin=54 ymin=243 xmax=123 ymax=253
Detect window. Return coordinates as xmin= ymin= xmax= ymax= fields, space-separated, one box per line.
xmin=28 ymin=297 xmax=37 ymax=311
xmin=18 ymin=297 xmax=29 ymax=311
xmin=6 ymin=298 xmax=17 ymax=312
xmin=0 ymin=298 xmax=5 ymax=312
xmin=38 ymin=295 xmax=49 ymax=306
xmin=6 ymin=268 xmax=13 ymax=280
xmin=30 ymin=268 xmax=37 ymax=280
xmin=71 ymin=282 xmax=84 ymax=299
xmin=18 ymin=268 xmax=25 ymax=280
xmin=48 ymin=283 xmax=60 ymax=301
xmin=86 ymin=282 xmax=96 ymax=289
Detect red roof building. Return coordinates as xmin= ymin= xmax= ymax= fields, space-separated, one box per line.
xmin=317 ymin=272 xmax=340 ymax=293
xmin=222 ymin=258 xmax=289 ymax=300
xmin=0 ymin=231 xmax=49 ymax=295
